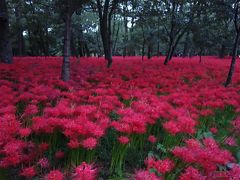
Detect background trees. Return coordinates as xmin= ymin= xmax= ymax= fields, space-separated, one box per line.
xmin=0 ymin=0 xmax=12 ymax=64
xmin=3 ymin=0 xmax=239 ymax=59
xmin=1 ymin=0 xmax=240 ymax=84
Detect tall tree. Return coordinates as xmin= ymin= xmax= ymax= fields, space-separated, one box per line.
xmin=96 ymin=0 xmax=119 ymax=68
xmin=60 ymin=0 xmax=88 ymax=81
xmin=0 ymin=0 xmax=13 ymax=64
xmin=225 ymin=0 xmax=240 ymax=87
xmin=163 ymin=0 xmax=200 ymax=65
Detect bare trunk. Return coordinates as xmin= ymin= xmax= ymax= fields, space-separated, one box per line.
xmin=141 ymin=26 xmax=145 ymax=61
xmin=71 ymin=31 xmax=77 ymax=56
xmin=97 ymin=0 xmax=113 ymax=68
xmin=199 ymin=49 xmax=203 ymax=63
xmin=15 ymin=5 xmax=24 ymax=56
xmin=61 ymin=8 xmax=72 ymax=81
xmin=113 ymin=21 xmax=120 ymax=55
xmin=164 ymin=42 xmax=173 ymax=65
xmin=219 ymin=44 xmax=226 ymax=59
xmin=157 ymin=17 xmax=160 ymax=57
xmin=225 ymin=31 xmax=240 ymax=87
xmin=0 ymin=0 xmax=12 ymax=64
xmin=123 ymin=1 xmax=128 ymax=57
xmin=147 ymin=44 xmax=152 ymax=60
xmin=182 ymin=32 xmax=190 ymax=57
xmin=164 ymin=29 xmax=186 ymax=65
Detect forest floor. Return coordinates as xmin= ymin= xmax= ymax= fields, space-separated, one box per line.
xmin=0 ymin=56 xmax=240 ymax=179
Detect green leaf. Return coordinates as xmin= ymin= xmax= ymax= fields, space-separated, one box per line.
xmin=203 ymin=132 xmax=213 ymax=138
xmin=156 ymin=143 xmax=167 ymax=153
xmin=236 ymin=151 xmax=240 ymax=163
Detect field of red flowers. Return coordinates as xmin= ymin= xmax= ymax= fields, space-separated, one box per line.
xmin=0 ymin=56 xmax=240 ymax=179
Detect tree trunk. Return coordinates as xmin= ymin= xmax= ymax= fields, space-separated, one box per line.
xmin=157 ymin=17 xmax=160 ymax=57
xmin=123 ymin=2 xmax=128 ymax=57
xmin=219 ymin=44 xmax=226 ymax=59
xmin=0 ymin=0 xmax=13 ymax=64
xmin=147 ymin=44 xmax=152 ymax=60
xmin=164 ymin=42 xmax=174 ymax=65
xmin=182 ymin=32 xmax=190 ymax=57
xmin=164 ymin=29 xmax=186 ymax=65
xmin=71 ymin=31 xmax=77 ymax=57
xmin=199 ymin=49 xmax=203 ymax=63
xmin=61 ymin=7 xmax=72 ymax=81
xmin=97 ymin=0 xmax=114 ymax=68
xmin=141 ymin=26 xmax=145 ymax=61
xmin=17 ymin=27 xmax=24 ymax=56
xmin=15 ymin=5 xmax=25 ymax=56
xmin=100 ymin=24 xmax=112 ymax=68
xmin=113 ymin=21 xmax=120 ymax=55
xmin=225 ymin=31 xmax=240 ymax=87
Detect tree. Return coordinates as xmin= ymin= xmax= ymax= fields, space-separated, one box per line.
xmin=162 ymin=0 xmax=201 ymax=65
xmin=96 ymin=0 xmax=119 ymax=68
xmin=59 ymin=0 xmax=88 ymax=81
xmin=225 ymin=0 xmax=240 ymax=87
xmin=0 ymin=0 xmax=13 ymax=64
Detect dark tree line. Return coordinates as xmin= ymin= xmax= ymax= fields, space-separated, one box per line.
xmin=0 ymin=0 xmax=12 ymax=64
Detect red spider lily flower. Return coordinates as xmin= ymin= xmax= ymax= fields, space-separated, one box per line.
xmin=148 ymin=135 xmax=157 ymax=144
xmin=45 ymin=170 xmax=64 ymax=180
xmin=20 ymin=166 xmax=36 ymax=178
xmin=145 ymin=157 xmax=175 ymax=174
xmin=210 ymin=127 xmax=218 ymax=134
xmin=82 ymin=137 xmax=97 ymax=150
xmin=37 ymin=158 xmax=50 ymax=168
xmin=118 ymin=136 xmax=130 ymax=145
xmin=179 ymin=167 xmax=205 ymax=180
xmin=134 ymin=170 xmax=161 ymax=180
xmin=55 ymin=151 xmax=65 ymax=159
xmin=72 ymin=162 xmax=98 ymax=180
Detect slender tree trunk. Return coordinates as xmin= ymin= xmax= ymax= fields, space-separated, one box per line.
xmin=225 ymin=31 xmax=240 ymax=87
xmin=164 ymin=41 xmax=173 ymax=65
xmin=141 ymin=26 xmax=145 ymax=61
xmin=199 ymin=49 xmax=203 ymax=63
xmin=71 ymin=31 xmax=77 ymax=56
xmin=219 ymin=44 xmax=226 ymax=59
xmin=0 ymin=0 xmax=13 ymax=64
xmin=147 ymin=44 xmax=152 ymax=60
xmin=123 ymin=1 xmax=128 ymax=57
xmin=44 ymin=27 xmax=49 ymax=56
xmin=15 ymin=5 xmax=24 ymax=56
xmin=164 ymin=29 xmax=187 ymax=65
xmin=96 ymin=30 xmax=102 ymax=56
xmin=113 ymin=21 xmax=120 ymax=55
xmin=61 ymin=6 xmax=72 ymax=81
xmin=157 ymin=17 xmax=160 ymax=57
xmin=85 ymin=43 xmax=90 ymax=57
xmin=100 ymin=23 xmax=112 ymax=67
xmin=17 ymin=27 xmax=24 ymax=56
xmin=97 ymin=0 xmax=115 ymax=68
xmin=182 ymin=32 xmax=190 ymax=57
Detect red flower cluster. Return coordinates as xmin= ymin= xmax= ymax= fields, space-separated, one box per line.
xmin=145 ymin=157 xmax=175 ymax=174
xmin=172 ymin=138 xmax=234 ymax=172
xmin=72 ymin=162 xmax=98 ymax=180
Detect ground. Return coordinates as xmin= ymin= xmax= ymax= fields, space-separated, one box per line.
xmin=0 ymin=56 xmax=240 ymax=179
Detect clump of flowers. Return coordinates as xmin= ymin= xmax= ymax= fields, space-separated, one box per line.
xmin=20 ymin=166 xmax=36 ymax=178
xmin=172 ymin=138 xmax=234 ymax=172
xmin=179 ymin=166 xmax=205 ymax=180
xmin=134 ymin=170 xmax=160 ymax=180
xmin=145 ymin=157 xmax=175 ymax=175
xmin=45 ymin=170 xmax=63 ymax=180
xmin=72 ymin=162 xmax=98 ymax=180
xmin=148 ymin=135 xmax=157 ymax=144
